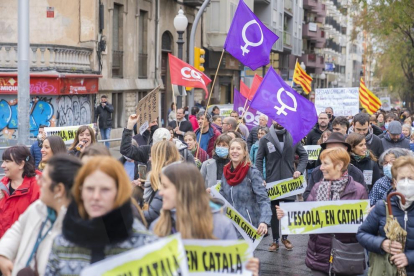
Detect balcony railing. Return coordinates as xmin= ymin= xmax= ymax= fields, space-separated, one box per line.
xmin=284 ymin=0 xmax=293 ymax=13
xmin=283 ymin=32 xmax=292 ymax=48
xmin=138 ymin=53 xmax=148 ymax=79
xmin=112 ymin=50 xmax=123 ymax=78
xmin=0 ymin=44 xmax=93 ymax=72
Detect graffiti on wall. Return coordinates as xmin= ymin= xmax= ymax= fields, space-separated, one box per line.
xmin=57 ymin=95 xmax=91 ymax=127
xmin=0 ymin=95 xmax=92 ymax=139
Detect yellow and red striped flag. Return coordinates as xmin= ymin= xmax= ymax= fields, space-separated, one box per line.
xmin=359 ymin=78 xmax=381 ymax=114
xmin=293 ymin=61 xmax=313 ymax=94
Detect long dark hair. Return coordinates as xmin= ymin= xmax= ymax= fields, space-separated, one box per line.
xmin=69 ymin=125 xmax=96 ymax=150
xmin=44 ymin=136 xmax=67 ymax=155
xmin=2 ymin=146 xmax=36 ymax=178
xmin=345 ymin=133 xmax=377 ymax=162
xmin=47 ymin=154 xmax=83 ymax=199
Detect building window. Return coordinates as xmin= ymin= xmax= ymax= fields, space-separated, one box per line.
xmin=112 ymin=92 xmax=125 ymax=128
xmin=139 ymin=10 xmax=148 ymax=79
xmin=112 ymin=4 xmax=124 ymax=78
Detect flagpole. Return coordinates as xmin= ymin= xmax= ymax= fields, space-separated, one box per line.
xmin=235 ymin=105 xmax=250 ymax=132
xmin=171 ymin=83 xmax=178 ymax=129
xmin=291 ymin=58 xmax=298 ymax=88
xmin=196 ymin=48 xmax=225 ymax=158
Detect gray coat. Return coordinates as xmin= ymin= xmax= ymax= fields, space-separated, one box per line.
xmin=200 ymin=159 xmax=218 ymax=188
xmin=247 ymin=126 xmax=259 ymax=151
xmin=255 ymin=127 xmax=308 ymax=200
xmin=381 ymin=133 xmax=410 ymax=151
xmin=220 ymin=166 xmax=272 ymax=228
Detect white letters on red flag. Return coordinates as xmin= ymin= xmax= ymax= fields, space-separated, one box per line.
xmin=168 ymin=53 xmax=211 ymax=99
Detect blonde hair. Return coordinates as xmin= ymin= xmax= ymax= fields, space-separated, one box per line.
xmin=391 ymin=156 xmax=414 ymax=181
xmin=153 ymin=163 xmax=215 ymax=239
xmin=149 ymin=141 xmax=181 ymax=191
xmin=229 ymin=138 xmax=252 ymax=166
xmin=72 ymin=156 xmax=132 ymax=219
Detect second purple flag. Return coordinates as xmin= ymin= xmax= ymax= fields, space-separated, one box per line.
xmin=249 ymin=67 xmax=318 ymax=145
xmin=224 ymin=0 xmax=279 ymax=71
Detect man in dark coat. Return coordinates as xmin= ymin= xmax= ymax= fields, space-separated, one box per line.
xmin=247 ymin=114 xmax=268 ymax=151
xmin=381 ymin=121 xmax=410 ymax=151
xmin=94 ymin=95 xmax=114 ymax=148
xmin=303 ymin=132 xmax=368 ymax=201
xmin=306 ymin=112 xmax=330 ymax=145
xmin=168 ymin=108 xmax=193 ymax=142
xmin=256 ymin=121 xmax=308 ymax=251
xmin=353 ymin=113 xmax=384 ymax=160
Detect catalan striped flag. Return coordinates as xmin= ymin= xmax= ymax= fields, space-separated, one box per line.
xmin=293 ymin=61 xmax=313 ymax=94
xmin=359 ymin=78 xmax=381 ymax=114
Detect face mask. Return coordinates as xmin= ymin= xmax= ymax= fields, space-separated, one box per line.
xmin=383 ymin=164 xmax=392 ymax=180
xmin=215 ymin=146 xmax=229 ymax=158
xmin=396 ymin=178 xmax=414 ymax=201
xmin=384 ymin=122 xmax=389 ymax=130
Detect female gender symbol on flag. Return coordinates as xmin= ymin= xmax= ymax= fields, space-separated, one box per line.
xmin=224 ymin=0 xmax=279 ymax=70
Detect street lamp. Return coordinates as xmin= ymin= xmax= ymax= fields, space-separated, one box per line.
xmin=320 ymin=71 xmax=326 ymax=88
xmin=173 ymin=8 xmax=188 ymax=109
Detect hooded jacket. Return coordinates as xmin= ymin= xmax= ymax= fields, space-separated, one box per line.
xmin=366 ymin=133 xmax=385 ymax=159
xmin=357 ymin=195 xmax=414 ymax=275
xmin=150 ymin=198 xmax=238 ymax=240
xmin=306 ymin=176 xmax=368 ymax=274
xmin=0 ymin=174 xmax=40 ymax=238
xmin=306 ymin=125 xmax=324 ymax=145
xmin=381 ymin=133 xmax=410 ymax=151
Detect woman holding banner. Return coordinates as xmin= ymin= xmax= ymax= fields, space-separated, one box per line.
xmin=151 ymin=162 xmax=260 ymax=276
xmin=357 ymin=156 xmax=414 ymax=275
xmin=44 ymin=157 xmax=157 ymax=276
xmin=220 ymin=138 xmax=271 ymax=237
xmin=68 ymin=125 xmax=97 ymax=158
xmin=346 ymin=133 xmax=381 ymax=191
xmin=277 ymin=148 xmax=368 ymax=276
xmin=38 ymin=136 xmax=67 ymax=171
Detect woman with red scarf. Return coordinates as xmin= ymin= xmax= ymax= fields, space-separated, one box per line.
xmin=219 ymin=138 xmax=271 ymax=237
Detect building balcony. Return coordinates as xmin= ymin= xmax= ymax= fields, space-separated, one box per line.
xmin=312 ymin=3 xmax=326 ymax=17
xmin=303 ymin=0 xmax=317 ymax=9
xmin=283 ymin=31 xmax=292 ymax=49
xmin=303 ymin=23 xmax=326 ymax=45
xmin=300 ymin=53 xmax=325 ymax=69
xmin=284 ymin=0 xmax=293 ymax=14
xmin=254 ymin=0 xmax=271 ymax=4
xmin=182 ymin=0 xmax=205 ymax=7
xmin=0 ymin=44 xmax=93 ymax=73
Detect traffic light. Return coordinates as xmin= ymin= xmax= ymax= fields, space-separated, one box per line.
xmin=194 ymin=47 xmax=205 ymax=72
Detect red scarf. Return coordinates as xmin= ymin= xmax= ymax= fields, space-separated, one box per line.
xmin=224 ymin=162 xmax=250 ymax=186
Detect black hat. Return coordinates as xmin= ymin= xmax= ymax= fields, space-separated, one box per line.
xmin=320 ymin=132 xmax=351 ymax=152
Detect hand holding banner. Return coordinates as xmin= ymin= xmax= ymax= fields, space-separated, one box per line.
xmin=184 ymin=239 xmax=253 ymax=275
xmin=280 ymin=200 xmax=370 ymax=235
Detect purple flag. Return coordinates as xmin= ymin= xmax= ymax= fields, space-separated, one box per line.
xmin=233 ymin=88 xmax=272 ymax=130
xmin=250 ymin=67 xmax=318 ymax=145
xmin=224 ymin=0 xmax=279 ymax=70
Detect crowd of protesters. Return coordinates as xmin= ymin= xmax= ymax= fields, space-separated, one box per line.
xmin=1 ymin=103 xmax=414 ymax=276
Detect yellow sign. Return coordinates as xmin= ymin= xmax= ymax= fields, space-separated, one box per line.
xmin=280 ymin=200 xmax=370 ymax=235
xmin=304 ymin=145 xmax=322 ymax=161
xmin=44 ymin=124 xmax=94 ymax=144
xmin=266 ymin=176 xmax=307 ymax=200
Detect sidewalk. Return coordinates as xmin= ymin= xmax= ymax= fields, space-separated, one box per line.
xmin=109 ymin=147 xmax=122 ymax=159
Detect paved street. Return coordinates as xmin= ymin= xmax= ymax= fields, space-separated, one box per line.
xmin=256 ymin=231 xmax=311 ymax=276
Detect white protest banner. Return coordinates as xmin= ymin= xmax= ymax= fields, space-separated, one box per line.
xmin=315 ymin=88 xmax=359 ymax=116
xmin=280 ymin=200 xmax=370 ymax=235
xmin=304 ymin=145 xmax=321 ymax=161
xmin=380 ymin=97 xmax=391 ymax=111
xmin=44 ymin=124 xmax=94 ymax=144
xmin=136 ymin=86 xmax=161 ymax=127
xmin=266 ymin=175 xmax=307 ymax=201
xmin=184 ymin=239 xmax=253 ymax=276
xmin=210 ymin=183 xmax=263 ymax=250
xmin=80 ymin=234 xmax=189 ymax=276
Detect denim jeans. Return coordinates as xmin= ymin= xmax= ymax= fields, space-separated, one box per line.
xmin=100 ymin=128 xmax=111 ymax=148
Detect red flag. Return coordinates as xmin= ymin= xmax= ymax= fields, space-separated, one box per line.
xmin=240 ymin=80 xmax=250 ymax=99
xmin=249 ymin=74 xmax=263 ymax=100
xmin=169 ymin=53 xmax=211 ymax=99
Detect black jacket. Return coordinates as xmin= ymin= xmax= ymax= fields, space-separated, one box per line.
xmin=371 ymin=124 xmax=383 ymax=136
xmin=247 ymin=125 xmax=259 ymax=151
xmin=94 ymin=103 xmax=114 ymax=129
xmin=306 ymin=126 xmax=324 ymax=145
xmin=381 ymin=133 xmax=410 ymax=151
xmin=350 ymin=155 xmax=381 ymax=187
xmin=366 ymin=133 xmax=384 ymax=160
xmin=303 ymin=164 xmax=367 ymax=201
xmin=168 ymin=120 xmax=193 ymax=142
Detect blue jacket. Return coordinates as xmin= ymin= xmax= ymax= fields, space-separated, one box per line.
xmin=369 ymin=176 xmax=392 ymax=206
xmin=220 ymin=166 xmax=271 ymax=229
xmin=30 ymin=141 xmax=42 ymax=168
xmin=357 ymin=195 xmax=414 ymax=275
xmin=249 ymin=141 xmax=266 ymax=179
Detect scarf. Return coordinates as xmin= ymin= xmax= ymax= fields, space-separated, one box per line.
xmin=62 ymin=200 xmax=133 ymax=263
xmin=351 ymin=151 xmax=370 ymax=162
xmin=213 ymin=154 xmax=230 ymax=180
xmin=269 ymin=125 xmax=287 ymax=153
xmin=317 ymin=171 xmax=349 ymax=201
xmin=224 ymin=162 xmax=250 ymax=186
